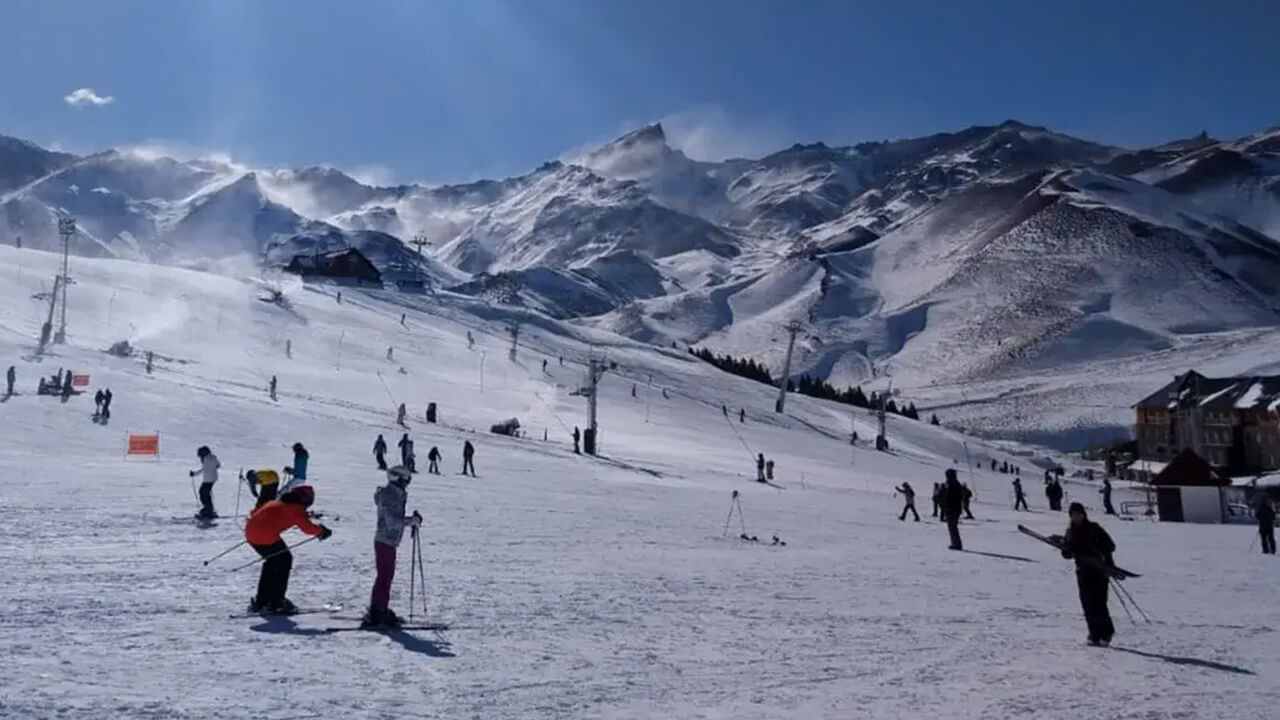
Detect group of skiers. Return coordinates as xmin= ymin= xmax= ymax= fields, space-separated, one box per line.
xmin=373 ymin=433 xmax=472 ymax=477
xmin=192 ymin=442 xmax=310 ymax=520
xmin=93 ymin=388 xmax=114 ymax=420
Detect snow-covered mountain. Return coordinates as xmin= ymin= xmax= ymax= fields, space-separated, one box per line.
xmin=4 ymin=121 xmax=1280 ymax=444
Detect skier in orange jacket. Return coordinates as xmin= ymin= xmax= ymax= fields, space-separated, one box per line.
xmin=243 ymin=486 xmax=331 ymax=614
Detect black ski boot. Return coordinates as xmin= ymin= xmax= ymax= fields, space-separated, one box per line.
xmin=382 ymin=609 xmax=403 ymax=628
xmin=361 ymin=607 xmax=384 ymax=629
xmin=272 ymin=598 xmax=299 ymax=616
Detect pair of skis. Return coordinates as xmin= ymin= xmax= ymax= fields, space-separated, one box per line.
xmin=229 ymin=604 xmax=450 ymax=633
xmin=1017 ymin=525 xmax=1140 ymax=579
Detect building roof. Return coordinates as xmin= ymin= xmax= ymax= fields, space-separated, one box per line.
xmin=1135 ymin=371 xmax=1280 ymax=413
xmin=1152 ymin=449 xmax=1228 ymax=487
xmin=284 ymin=248 xmax=381 ymax=282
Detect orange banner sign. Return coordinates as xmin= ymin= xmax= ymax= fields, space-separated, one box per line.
xmin=72 ymin=374 xmax=90 ymax=387
xmin=127 ymin=433 xmax=160 ymax=456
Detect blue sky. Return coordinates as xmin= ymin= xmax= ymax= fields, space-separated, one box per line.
xmin=3 ymin=0 xmax=1278 ymax=184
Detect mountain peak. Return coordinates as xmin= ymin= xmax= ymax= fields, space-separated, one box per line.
xmin=613 ymin=123 xmax=667 ymax=148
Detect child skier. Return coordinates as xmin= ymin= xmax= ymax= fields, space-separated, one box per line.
xmin=373 ymin=434 xmax=388 ymax=470
xmin=246 ymin=469 xmax=281 ymax=507
xmin=895 ymin=482 xmax=920 ymax=521
xmin=189 ymin=446 xmax=221 ymax=519
xmin=427 ymin=446 xmax=441 ymax=475
xmin=243 ymin=486 xmax=332 ymax=614
xmin=363 ymin=466 xmax=422 ymax=628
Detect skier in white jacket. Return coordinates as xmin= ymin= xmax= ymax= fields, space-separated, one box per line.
xmin=363 ymin=466 xmax=421 ymax=628
xmin=190 ymin=446 xmax=221 ymax=519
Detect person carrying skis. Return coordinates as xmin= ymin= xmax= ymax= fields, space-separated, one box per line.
xmin=427 ymin=446 xmax=441 ymax=475
xmin=896 ymin=482 xmax=920 ymax=521
xmin=1101 ymin=478 xmax=1116 ymax=515
xmin=363 ymin=465 xmax=422 ymax=628
xmin=6 ymin=365 xmax=15 ymax=397
xmin=931 ymin=483 xmax=943 ymax=518
xmin=244 ymin=486 xmax=332 ymax=614
xmin=189 ymin=446 xmax=221 ymax=519
xmin=1059 ymin=502 xmax=1116 ymax=646
xmin=1256 ymin=495 xmax=1276 ymax=555
xmin=1013 ymin=477 xmax=1029 ymax=511
xmin=942 ymin=469 xmax=965 ymax=550
xmin=462 ymin=440 xmax=476 ymax=476
xmin=373 ymin=434 xmax=388 ymax=470
xmin=246 ymin=468 xmax=281 ymax=507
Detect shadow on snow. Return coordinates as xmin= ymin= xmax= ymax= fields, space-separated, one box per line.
xmin=1110 ymin=647 xmax=1255 ymax=675
xmin=249 ymin=616 xmax=456 ymax=658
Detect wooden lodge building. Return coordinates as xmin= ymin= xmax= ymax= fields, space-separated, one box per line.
xmin=1134 ymin=371 xmax=1280 ymax=476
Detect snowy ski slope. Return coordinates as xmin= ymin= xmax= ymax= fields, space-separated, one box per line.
xmin=0 ymin=245 xmax=1275 ymax=720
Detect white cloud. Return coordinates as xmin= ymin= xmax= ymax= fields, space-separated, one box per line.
xmin=345 ymin=164 xmax=397 ymax=187
xmin=660 ymin=105 xmax=790 ymax=161
xmin=64 ymin=87 xmax=115 ymax=108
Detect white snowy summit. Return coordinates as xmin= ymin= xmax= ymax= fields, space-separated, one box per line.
xmin=4 ymin=121 xmax=1280 ymax=441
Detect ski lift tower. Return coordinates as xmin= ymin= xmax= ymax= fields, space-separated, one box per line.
xmin=774 ymin=320 xmax=805 ymax=413
xmin=582 ymin=354 xmax=608 ymax=455
xmin=54 ymin=215 xmax=76 ymax=344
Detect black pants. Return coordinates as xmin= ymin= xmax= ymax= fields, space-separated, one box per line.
xmin=963 ymin=499 xmax=974 ymax=520
xmin=1015 ymin=495 xmax=1028 ymax=511
xmin=1260 ymin=523 xmax=1276 ymax=554
xmin=1077 ymin=570 xmax=1114 ymax=643
xmin=899 ymin=502 xmax=919 ymax=521
xmin=198 ymin=483 xmax=215 ymax=518
xmin=429 ymin=459 xmax=439 ymax=474
xmin=375 ymin=452 xmax=387 ymax=470
xmin=1104 ymin=496 xmax=1116 ymax=515
xmin=253 ymin=540 xmax=292 ymax=608
xmin=463 ymin=457 xmax=475 ymax=476
xmin=932 ymin=500 xmax=940 ymax=517
xmin=945 ymin=513 xmax=962 ymax=550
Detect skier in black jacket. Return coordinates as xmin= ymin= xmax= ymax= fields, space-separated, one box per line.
xmin=1256 ymin=495 xmax=1276 ymax=555
xmin=1060 ymin=502 xmax=1117 ymax=646
xmin=942 ymin=469 xmax=965 ymax=550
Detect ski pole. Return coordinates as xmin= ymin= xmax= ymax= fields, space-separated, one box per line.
xmin=1112 ymin=579 xmax=1152 ymax=623
xmin=229 ymin=536 xmax=318 ymax=572
xmin=415 ymin=526 xmax=429 ymax=617
xmin=409 ymin=526 xmax=418 ymax=623
xmin=1109 ymin=577 xmax=1137 ymax=625
xmin=722 ymin=491 xmax=738 ymax=537
xmin=203 ymin=540 xmax=247 ymax=567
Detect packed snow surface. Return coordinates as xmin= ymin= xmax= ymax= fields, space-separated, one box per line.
xmin=0 ymin=245 xmax=1275 ymax=719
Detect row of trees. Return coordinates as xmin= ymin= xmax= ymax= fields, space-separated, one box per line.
xmin=690 ymin=347 xmax=939 ymax=424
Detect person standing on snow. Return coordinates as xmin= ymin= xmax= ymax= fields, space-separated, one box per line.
xmin=281 ymin=443 xmax=309 ymax=493
xmin=1101 ymin=478 xmax=1116 ymax=515
xmin=398 ymin=433 xmax=415 ymax=473
xmin=5 ymin=365 xmax=14 ymax=397
xmin=246 ymin=469 xmax=281 ymax=507
xmin=363 ymin=465 xmax=422 ymax=628
xmin=1256 ymin=495 xmax=1276 ymax=555
xmin=962 ymin=483 xmax=976 ymax=519
xmin=756 ymin=453 xmax=766 ymax=483
xmin=1013 ymin=478 xmax=1029 ymax=511
xmin=462 ymin=440 xmax=476 ymax=477
xmin=100 ymin=388 xmax=113 ymax=420
xmin=427 ymin=446 xmax=441 ymax=475
xmin=189 ymin=446 xmax=221 ymax=519
xmin=896 ymin=482 xmax=920 ymax=521
xmin=269 ymin=375 xmax=278 ymax=401
xmin=942 ymin=469 xmax=965 ymax=550
xmin=94 ymin=389 xmax=105 ymax=416
xmin=373 ymin=434 xmax=388 ymax=470
xmin=931 ymin=483 xmax=943 ymax=518
xmin=572 ymin=426 xmax=581 ymax=454
xmin=396 ymin=403 xmax=407 ymax=427
xmin=243 ymin=486 xmax=332 ymax=614
xmin=1059 ymin=502 xmax=1117 ymax=647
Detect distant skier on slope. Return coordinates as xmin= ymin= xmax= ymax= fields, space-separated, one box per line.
xmin=398 ymin=433 xmax=414 ymax=469
xmin=5 ymin=365 xmax=14 ymax=396
xmin=961 ymin=483 xmax=975 ymax=520
xmin=1013 ymin=478 xmax=1029 ymax=511
xmin=427 ymin=446 xmax=441 ymax=475
xmin=942 ymin=469 xmax=965 ymax=550
xmin=462 ymin=440 xmax=476 ymax=477
xmin=572 ymin=426 xmax=581 ymax=454
xmin=895 ymin=482 xmax=920 ymax=521
xmin=931 ymin=482 xmax=943 ymax=518
xmin=100 ymin=388 xmax=112 ymax=419
xmin=396 ymin=403 xmax=407 ymax=427
xmin=756 ymin=453 xmax=766 ymax=483
xmin=373 ymin=434 xmax=388 ymax=470
xmin=739 ymin=408 xmax=745 ymax=423
xmin=189 ymin=446 xmax=221 ymax=519
xmin=363 ymin=465 xmax=421 ymax=628
xmin=269 ymin=375 xmax=278 ymax=401
xmin=243 ymin=486 xmax=331 ymax=615
xmin=1101 ymin=478 xmax=1116 ymax=515
xmin=1256 ymin=495 xmax=1276 ymax=555
xmin=1059 ymin=502 xmax=1117 ymax=647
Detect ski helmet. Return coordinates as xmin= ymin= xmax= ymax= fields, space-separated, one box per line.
xmin=387 ymin=465 xmax=411 ymax=486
